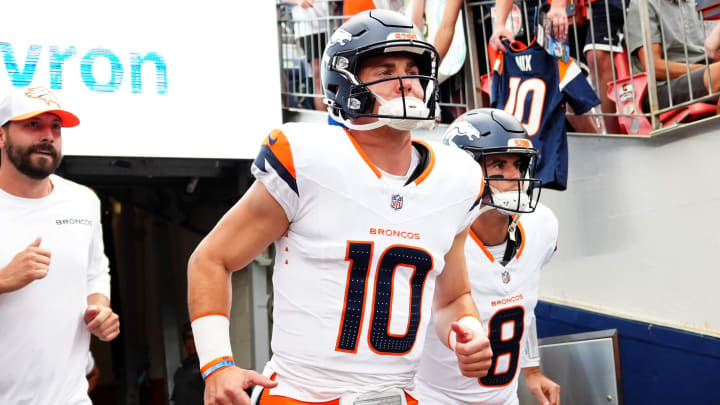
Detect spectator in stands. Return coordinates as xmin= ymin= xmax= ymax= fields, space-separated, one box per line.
xmin=489 ymin=0 xmax=568 ymax=53
xmin=583 ymin=0 xmax=628 ymax=134
xmin=409 ymin=0 xmax=570 ymax=124
xmin=626 ymin=0 xmax=720 ymax=114
xmin=285 ymin=0 xmax=340 ymax=111
xmin=416 ymin=0 xmax=567 ymax=60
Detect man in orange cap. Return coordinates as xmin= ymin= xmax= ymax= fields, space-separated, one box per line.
xmin=0 ymin=87 xmax=119 ymax=404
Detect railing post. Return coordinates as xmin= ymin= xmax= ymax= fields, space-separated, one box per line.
xmin=463 ymin=2 xmax=483 ymax=109
xmin=637 ymin=0 xmax=661 ymax=130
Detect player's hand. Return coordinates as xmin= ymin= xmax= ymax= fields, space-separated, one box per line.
xmin=204 ymin=367 xmax=278 ymax=405
xmin=85 ymin=304 xmax=120 ymax=341
xmin=524 ymin=367 xmax=560 ymax=405
xmin=546 ymin=4 xmax=568 ymax=43
xmin=451 ymin=321 xmax=493 ymax=377
xmin=489 ymin=26 xmax=515 ymax=53
xmin=0 ymin=237 xmax=51 ymax=294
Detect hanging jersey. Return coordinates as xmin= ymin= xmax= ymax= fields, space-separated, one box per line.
xmin=412 ymin=204 xmax=558 ymax=405
xmin=251 ymin=122 xmax=484 ymax=401
xmin=491 ymin=40 xmax=600 ymax=190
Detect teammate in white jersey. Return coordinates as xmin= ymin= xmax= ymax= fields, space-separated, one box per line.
xmin=413 ymin=109 xmax=560 ymax=405
xmin=188 ymin=10 xmax=493 ymax=405
xmin=0 ymin=87 xmax=119 ymax=404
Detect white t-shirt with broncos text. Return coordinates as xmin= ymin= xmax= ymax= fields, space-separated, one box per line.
xmin=0 ymin=174 xmax=110 ymax=405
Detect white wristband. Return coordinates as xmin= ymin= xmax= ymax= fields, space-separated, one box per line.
xmin=191 ymin=314 xmax=234 ymax=375
xmin=448 ymin=315 xmax=485 ymax=351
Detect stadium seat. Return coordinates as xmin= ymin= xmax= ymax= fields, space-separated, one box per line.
xmin=696 ymin=0 xmax=720 ymax=20
xmin=606 ymin=48 xmax=715 ymax=135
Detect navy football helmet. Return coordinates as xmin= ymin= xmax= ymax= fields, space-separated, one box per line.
xmin=321 ymin=9 xmax=439 ymax=130
xmin=443 ymin=108 xmax=541 ymax=214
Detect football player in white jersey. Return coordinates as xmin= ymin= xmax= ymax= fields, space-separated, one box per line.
xmin=187 ymin=10 xmax=493 ymax=405
xmin=412 ymin=109 xmax=561 ymax=405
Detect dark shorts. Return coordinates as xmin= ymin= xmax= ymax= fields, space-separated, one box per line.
xmin=642 ymin=68 xmax=710 ymax=112
xmin=583 ymin=0 xmax=626 ymax=53
xmin=297 ymin=32 xmax=327 ymax=63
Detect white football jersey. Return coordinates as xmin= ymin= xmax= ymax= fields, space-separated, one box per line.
xmin=413 ymin=203 xmax=558 ymax=405
xmin=251 ymin=122 xmax=483 ymax=400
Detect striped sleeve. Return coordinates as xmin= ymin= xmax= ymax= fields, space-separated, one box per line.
xmin=489 ymin=53 xmax=505 ymax=108
xmin=558 ymin=58 xmax=600 ymax=114
xmin=251 ymin=128 xmax=299 ymax=221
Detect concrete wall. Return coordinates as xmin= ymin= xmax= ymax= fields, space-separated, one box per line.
xmin=540 ymin=118 xmax=720 ymax=338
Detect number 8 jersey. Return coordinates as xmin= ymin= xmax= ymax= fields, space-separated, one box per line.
xmin=412 ymin=204 xmax=558 ymax=405
xmin=491 ymin=40 xmax=600 ymax=191
xmin=251 ymin=122 xmax=484 ymax=401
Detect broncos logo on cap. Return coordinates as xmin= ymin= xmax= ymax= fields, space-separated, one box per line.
xmin=25 ymin=87 xmax=61 ymax=108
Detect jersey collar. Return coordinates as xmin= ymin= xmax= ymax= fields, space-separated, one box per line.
xmin=509 ymin=37 xmax=538 ymax=52
xmin=345 ymin=128 xmax=436 ymax=186
xmin=469 ymin=218 xmax=526 ymax=264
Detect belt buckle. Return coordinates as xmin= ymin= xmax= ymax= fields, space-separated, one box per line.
xmin=340 ymin=389 xmax=406 ymax=405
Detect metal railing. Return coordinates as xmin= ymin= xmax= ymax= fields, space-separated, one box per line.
xmin=276 ymin=0 xmax=719 ymax=136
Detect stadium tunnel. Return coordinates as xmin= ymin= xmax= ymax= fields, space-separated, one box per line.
xmin=57 ymin=156 xmax=271 ymax=404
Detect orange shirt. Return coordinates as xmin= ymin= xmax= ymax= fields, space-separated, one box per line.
xmin=343 ymin=0 xmax=376 ymax=21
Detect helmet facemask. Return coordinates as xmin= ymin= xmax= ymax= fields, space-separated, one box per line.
xmin=325 ymin=42 xmax=439 ymax=131
xmin=471 ymin=149 xmax=542 ymax=215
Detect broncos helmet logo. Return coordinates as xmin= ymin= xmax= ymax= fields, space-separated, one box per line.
xmin=328 ymin=28 xmax=353 ymax=47
xmin=24 ymin=87 xmax=61 ymax=108
xmin=443 ymin=120 xmax=481 ymax=148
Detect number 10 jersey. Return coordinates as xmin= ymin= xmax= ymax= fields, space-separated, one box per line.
xmin=491 ymin=40 xmax=600 ymax=190
xmin=251 ymin=122 xmax=483 ymax=400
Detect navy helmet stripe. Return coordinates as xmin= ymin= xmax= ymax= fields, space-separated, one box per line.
xmin=470 ymin=195 xmax=482 ymax=212
xmin=254 ymin=145 xmax=299 ymax=195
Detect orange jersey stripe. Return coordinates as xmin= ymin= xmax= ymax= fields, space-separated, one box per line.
xmin=477 ymin=178 xmax=485 ymax=206
xmin=263 ymin=129 xmax=297 ymax=180
xmin=469 ymin=229 xmax=495 ymax=263
xmin=411 ymin=140 xmax=436 ymax=185
xmin=494 ymin=53 xmax=505 ymax=75
xmin=516 ymin=221 xmax=526 ymax=259
xmin=190 ymin=312 xmax=229 ymax=323
xmin=557 ymin=58 xmax=572 ymax=83
xmin=259 ymin=373 xmax=419 ymax=405
xmin=345 ymin=128 xmax=382 ymax=179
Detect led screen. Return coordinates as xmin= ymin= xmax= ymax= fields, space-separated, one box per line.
xmin=1 ymin=1 xmax=282 ymax=159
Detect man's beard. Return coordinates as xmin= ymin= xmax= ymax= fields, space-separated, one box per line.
xmin=5 ymin=136 xmax=62 ymax=180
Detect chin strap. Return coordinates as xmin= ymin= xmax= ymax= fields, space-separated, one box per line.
xmin=331 ymin=82 xmax=436 ymax=131
xmin=501 ymin=214 xmax=523 ymax=266
xmin=508 ymin=214 xmax=521 ymax=242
